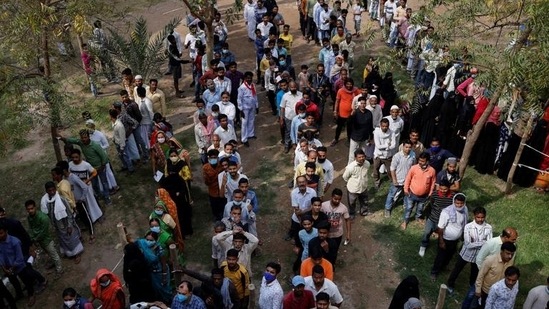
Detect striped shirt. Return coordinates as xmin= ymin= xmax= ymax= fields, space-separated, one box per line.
xmin=428 ymin=191 xmax=454 ymax=223
xmin=460 ymin=221 xmax=493 ymax=263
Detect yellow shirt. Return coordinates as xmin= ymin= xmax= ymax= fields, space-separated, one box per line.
xmin=220 ymin=261 xmax=251 ymax=299
xmin=57 ymin=179 xmax=76 ymax=211
xmin=146 ymin=88 xmax=167 ymax=116
xmin=279 ymin=33 xmax=294 ymax=55
xmin=475 ymin=253 xmax=514 ymax=294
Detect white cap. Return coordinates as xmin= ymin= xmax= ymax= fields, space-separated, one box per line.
xmin=85 ymin=119 xmax=95 ymax=127
xmin=135 ymin=75 xmax=143 ymax=80
xmin=390 ymin=105 xmax=400 ymax=111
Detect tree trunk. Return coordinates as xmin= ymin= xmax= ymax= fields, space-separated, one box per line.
xmin=205 ymin=20 xmax=215 ymax=66
xmin=505 ymin=114 xmax=535 ymax=194
xmin=458 ymin=27 xmax=532 ymax=179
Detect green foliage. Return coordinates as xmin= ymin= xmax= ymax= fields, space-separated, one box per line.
xmin=105 ymin=17 xmax=182 ymax=81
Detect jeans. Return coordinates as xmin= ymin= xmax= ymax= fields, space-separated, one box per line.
xmin=447 ymin=255 xmax=479 ymax=289
xmin=420 ymin=218 xmax=437 ymax=248
xmin=116 ymin=144 xmax=134 ymax=171
xmin=284 ymin=118 xmax=293 ymax=147
xmin=92 ymin=167 xmax=111 ymax=204
xmin=384 ymin=184 xmax=403 ymax=211
xmin=41 ymin=240 xmax=63 ymax=273
xmin=403 ymin=193 xmax=427 ymax=223
xmin=347 ymin=190 xmax=368 ymax=216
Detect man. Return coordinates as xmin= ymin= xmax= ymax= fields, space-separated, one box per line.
xmin=259 ymin=262 xmax=284 ymax=309
xmin=331 ymin=78 xmax=361 ymax=146
xmin=523 ymin=276 xmax=549 ymax=309
xmin=446 ymin=206 xmax=492 ymax=294
xmin=339 ymin=33 xmax=356 ymax=62
xmin=109 ymin=108 xmax=135 ymax=173
xmin=280 ymin=82 xmax=304 ymax=153
xmin=244 ymin=0 xmax=257 ymax=40
xmin=195 ymin=112 xmax=215 ymax=164
xmin=226 ymin=62 xmax=245 ymax=124
xmin=50 ymin=165 xmax=76 ymax=212
xmin=133 ymin=75 xmax=148 ymax=100
xmin=384 ymin=139 xmax=415 ymax=217
xmin=308 ymin=220 xmax=338 ymax=265
xmin=418 ymin=180 xmax=454 ymax=257
xmin=436 ymin=157 xmax=461 ymax=192
xmin=25 ymin=200 xmax=63 ymax=275
xmin=347 ymin=96 xmax=373 ymax=165
xmin=184 ymin=24 xmax=206 ymax=60
xmin=220 ymin=249 xmax=251 ymax=308
xmin=60 ymin=129 xmax=112 ymax=205
xmin=314 ymin=292 xmax=339 ymax=309
xmin=214 ymin=226 xmax=259 ymax=275
xmin=223 ymin=189 xmax=257 ymax=236
xmin=474 ymin=242 xmax=517 ymax=307
xmin=203 ymin=149 xmax=226 ymax=221
xmin=146 ymin=78 xmax=166 ymax=115
xmin=40 ymin=182 xmax=84 ymax=263
xmin=257 ymin=14 xmax=274 ymax=37
xmin=485 ymin=266 xmax=520 ymax=309
xmin=214 ymin=114 xmax=237 ymax=147
xmin=219 ymin=160 xmax=248 ymax=201
xmin=173 ymin=280 xmax=207 ymax=309
xmin=476 ymin=227 xmax=518 ymax=268
xmin=402 ymin=128 xmax=425 ymax=159
xmin=321 ymin=188 xmax=351 ymax=257
xmin=317 ymin=146 xmax=334 ymax=195
xmin=85 ymin=119 xmax=119 ymax=194
xmin=300 ymin=248 xmax=334 ymax=280
xmin=214 ymin=67 xmax=232 ymax=94
xmin=401 ymin=152 xmax=436 ymax=230
xmin=384 ymin=105 xmax=404 ymax=146
xmin=294 ymin=150 xmax=325 ymax=189
xmin=179 ymin=267 xmax=240 ymax=309
xmin=425 ymin=138 xmax=455 ymax=173
xmin=239 ymin=178 xmax=259 ymax=214
xmin=372 ymin=118 xmax=396 ymax=188
xmin=167 ymin=34 xmax=191 ymax=98
xmin=120 ymin=89 xmax=149 ymax=162
xmin=318 ymin=4 xmax=332 ymax=40
xmin=330 ymin=26 xmax=346 ymax=45
xmin=342 ymin=149 xmax=370 ymax=217
xmin=0 ymin=222 xmax=47 ymax=306
xmin=238 ymin=71 xmax=259 ymax=147
xmin=304 ymin=265 xmax=343 ymax=307
xmin=283 ymin=275 xmax=316 ymax=309
xmin=430 ymin=193 xmax=468 ymax=281
xmin=287 ymin=175 xmax=317 ymax=240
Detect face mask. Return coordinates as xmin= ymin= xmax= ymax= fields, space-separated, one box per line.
xmin=431 ymin=146 xmax=440 ymax=152
xmin=299 ymin=113 xmax=306 ymax=118
xmin=471 ymin=74 xmax=477 ymax=78
xmin=154 ymin=209 xmax=164 ymax=215
xmin=212 ymin=112 xmax=219 ymax=117
xmin=157 ymin=137 xmax=166 ymax=143
xmin=199 ymin=107 xmax=205 ymax=112
xmin=176 ymin=293 xmax=188 ymax=303
xmin=420 ymin=164 xmax=428 ymax=170
xmin=290 ymin=90 xmax=297 ymax=94
xmin=100 ymin=280 xmax=111 ymax=287
xmin=303 ymin=99 xmax=310 ymax=104
xmin=209 ymin=158 xmax=218 ymax=165
xmin=170 ymin=156 xmax=179 ymax=163
xmin=264 ymin=272 xmax=276 ymax=282
xmin=453 ymin=63 xmax=460 ymax=68
xmin=222 ymin=49 xmax=228 ymax=54
xmin=146 ymin=239 xmax=156 ymax=247
xmin=233 ymin=201 xmax=242 ymax=206
xmin=317 ymin=158 xmax=326 ymax=163
xmin=150 ymin=226 xmax=160 ymax=233
xmin=279 ymin=61 xmax=286 ymax=66
xmin=64 ymin=300 xmax=76 ymax=307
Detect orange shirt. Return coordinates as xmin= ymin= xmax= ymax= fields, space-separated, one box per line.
xmin=300 ymin=257 xmax=334 ymax=280
xmin=203 ymin=164 xmax=224 ymax=197
xmin=336 ymin=87 xmax=361 ymax=118
xmin=404 ymin=164 xmax=436 ymax=197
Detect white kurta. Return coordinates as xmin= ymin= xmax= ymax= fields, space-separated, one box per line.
xmin=244 ymin=3 xmax=257 ymax=40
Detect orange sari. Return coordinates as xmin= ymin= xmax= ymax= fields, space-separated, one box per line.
xmin=156 ymin=188 xmax=185 ymax=252
xmin=90 ymin=269 xmax=125 ymax=309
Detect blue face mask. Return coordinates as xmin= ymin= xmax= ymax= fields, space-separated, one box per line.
xmin=209 ymin=158 xmax=218 ymax=165
xmin=264 ymin=271 xmax=276 ymax=282
xmin=279 ymin=61 xmax=286 ymax=66
xmin=146 ymin=239 xmax=156 ymax=247
xmin=431 ymin=146 xmax=440 ymax=152
xmin=154 ymin=210 xmax=164 ymax=216
xmin=150 ymin=226 xmax=160 ymax=233
xmin=176 ymin=293 xmax=188 ymax=303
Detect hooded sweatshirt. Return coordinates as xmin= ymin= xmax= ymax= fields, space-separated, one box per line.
xmin=373 ymin=126 xmax=396 ymax=159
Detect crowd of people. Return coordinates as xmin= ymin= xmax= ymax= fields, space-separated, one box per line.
xmin=1 ymin=0 xmax=549 ymax=308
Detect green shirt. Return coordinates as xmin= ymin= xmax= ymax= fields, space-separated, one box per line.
xmin=67 ymin=138 xmax=109 ymax=168
xmin=28 ymin=211 xmax=53 ymax=246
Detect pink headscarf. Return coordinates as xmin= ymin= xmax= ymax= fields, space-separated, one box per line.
xmin=486 ymin=106 xmax=501 ymax=125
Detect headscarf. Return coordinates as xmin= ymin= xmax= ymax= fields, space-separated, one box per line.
xmin=40 ymin=192 xmax=68 ymax=221
xmin=156 ymin=188 xmax=185 ymax=251
xmin=446 ymin=193 xmax=468 ymax=228
xmin=404 ymin=297 xmax=423 ymax=309
xmin=486 ymin=106 xmax=501 ymax=125
xmin=388 ymin=275 xmax=420 ymax=309
xmin=90 ymin=268 xmax=125 ymax=309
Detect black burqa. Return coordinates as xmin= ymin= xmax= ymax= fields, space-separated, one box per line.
xmin=420 ymin=88 xmax=445 ymax=146
xmin=474 ymin=122 xmax=501 ymax=174
xmin=162 ymin=159 xmax=193 ymax=237
xmin=388 ymin=275 xmax=420 ymax=309
xmin=380 ymin=72 xmax=398 ymax=116
xmin=123 ymin=243 xmax=155 ymax=304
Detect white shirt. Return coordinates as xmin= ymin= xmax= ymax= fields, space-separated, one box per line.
xmin=259 ymin=278 xmax=283 ymax=309
xmin=290 ymin=187 xmax=317 ymax=222
xmin=184 ymin=32 xmax=206 ymax=59
xmin=437 ymin=207 xmax=467 ymax=241
xmin=215 ymin=101 xmax=237 ymax=122
xmin=373 ymin=127 xmax=396 ymax=159
xmin=214 ymin=125 xmax=237 ymax=148
xmin=384 ymin=115 xmax=404 ymax=144
xmin=257 ymin=22 xmax=274 ymax=37
xmin=281 ymin=91 xmax=303 ymax=120
xmin=443 ymin=65 xmax=458 ymax=92
xmin=319 ymin=159 xmax=334 ymax=189
xmin=214 ymin=77 xmax=232 ymax=94
xmin=342 ymin=160 xmax=370 ymax=194
xmin=90 ymin=130 xmax=110 ymax=150
xmin=523 ymin=285 xmax=549 ymax=309
xmin=319 ymin=10 xmax=332 ymax=30
xmin=304 ymin=276 xmax=343 ymax=305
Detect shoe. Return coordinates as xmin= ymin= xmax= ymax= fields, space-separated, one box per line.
xmin=419 ymin=246 xmax=426 ymax=257
xmin=384 ymin=210 xmax=391 ymax=218
xmin=243 ymin=141 xmax=250 ymax=147
xmin=430 ymin=274 xmax=437 ymax=282
xmin=284 ymin=146 xmax=290 ymax=154
xmin=284 ymin=234 xmax=292 ymax=241
xmin=447 ymin=286 xmax=455 ymax=295
xmin=249 ymin=136 xmax=257 ymax=139
xmin=117 ymin=167 xmax=128 ymax=172
xmin=329 ymin=139 xmax=338 ymax=147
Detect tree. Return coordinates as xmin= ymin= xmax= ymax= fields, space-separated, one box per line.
xmin=105 ymin=17 xmax=182 ymax=82
xmin=422 ymin=0 xmax=549 ymax=178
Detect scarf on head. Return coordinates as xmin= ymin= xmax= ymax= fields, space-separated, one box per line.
xmin=157 ymin=188 xmax=185 ymax=251
xmin=404 ymin=297 xmax=423 ymax=309
xmin=220 ymin=277 xmax=234 ymax=309
xmin=447 ymin=193 xmax=468 ymax=228
xmin=486 ymin=106 xmax=501 ymax=125
xmin=244 ymin=81 xmax=256 ymax=96
xmin=40 ymin=192 xmax=68 ymax=221
xmin=90 ymin=268 xmax=124 ymax=308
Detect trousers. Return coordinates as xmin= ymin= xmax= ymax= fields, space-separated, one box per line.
xmin=240 ymin=108 xmax=256 ymax=143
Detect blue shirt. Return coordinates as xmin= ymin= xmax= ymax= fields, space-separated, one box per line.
xmin=246 ymin=190 xmax=259 ymax=213
xmin=0 ymin=235 xmax=26 ymax=273
xmin=299 ymin=228 xmax=318 ymax=260
xmin=171 ymin=295 xmax=206 ymax=309
xmin=276 ymin=89 xmax=288 ymax=116
xmin=426 ymin=148 xmax=455 ymax=173
xmin=290 ymin=115 xmax=306 ymax=144
xmin=203 ymin=88 xmax=222 ymax=110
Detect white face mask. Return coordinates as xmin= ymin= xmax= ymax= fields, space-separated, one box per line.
xmin=64 ymin=300 xmax=77 ymax=307
xmin=169 ymin=156 xmax=179 ymax=163
xmin=157 ymin=137 xmax=166 ymax=143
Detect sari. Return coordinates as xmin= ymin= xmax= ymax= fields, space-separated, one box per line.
xmin=136 ymin=238 xmax=173 ymax=304
xmin=156 ymin=188 xmax=185 ymax=251
xmin=149 ymin=200 xmax=176 ymax=235
xmin=90 ymin=269 xmax=125 ymax=309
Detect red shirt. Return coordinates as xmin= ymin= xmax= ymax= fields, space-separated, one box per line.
xmin=282 ymin=290 xmax=315 ymax=309
xmin=295 ymin=101 xmax=321 ymax=121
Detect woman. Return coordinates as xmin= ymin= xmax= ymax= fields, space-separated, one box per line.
xmin=151 ymin=131 xmax=186 ymax=175
xmin=62 ymin=287 xmax=93 ymax=309
xmin=388 ymin=275 xmax=420 ymax=309
xmin=329 ymin=55 xmax=348 ymax=81
xmin=380 ymin=72 xmax=397 ymax=116
xmin=149 ymin=218 xmax=175 ymax=255
xmin=156 ymin=188 xmax=185 ymax=251
xmin=162 ymin=149 xmax=193 ymax=238
xmin=149 ymin=200 xmax=177 ymax=236
xmin=123 ymin=242 xmax=156 ymax=305
xmin=136 ymin=232 xmax=173 ymax=305
xmin=89 ymin=269 xmax=126 ymax=309
xmin=474 ymin=106 xmax=502 ymax=174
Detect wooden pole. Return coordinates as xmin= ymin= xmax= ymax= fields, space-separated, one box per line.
xmin=435 ymin=284 xmax=447 ymax=309
xmin=248 ymin=283 xmax=256 ymax=309
xmin=117 ymin=222 xmax=128 ymax=246
xmin=169 ymin=244 xmax=181 ymax=284
xmin=505 ymin=114 xmax=536 ymax=194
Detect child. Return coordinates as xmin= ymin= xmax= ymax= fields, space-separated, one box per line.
xmin=352 ymin=0 xmax=365 ymax=37
xmin=297 ymin=65 xmax=310 ymax=92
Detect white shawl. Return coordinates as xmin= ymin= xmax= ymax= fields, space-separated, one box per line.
xmin=40 ymin=192 xmax=68 ymax=221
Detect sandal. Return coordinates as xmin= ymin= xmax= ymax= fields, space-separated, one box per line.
xmin=89 ymin=236 xmax=96 ymax=244
xmin=74 ymin=254 xmax=82 ymax=264
xmin=360 ymin=208 xmax=370 ymax=216
xmin=28 ymin=296 xmax=36 ymax=307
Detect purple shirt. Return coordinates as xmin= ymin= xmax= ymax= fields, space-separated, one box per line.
xmin=226 ymin=70 xmax=244 ymax=96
